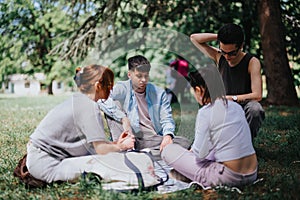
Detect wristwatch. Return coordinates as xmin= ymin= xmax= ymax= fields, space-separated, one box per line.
xmin=232 ymin=95 xmax=238 ymax=102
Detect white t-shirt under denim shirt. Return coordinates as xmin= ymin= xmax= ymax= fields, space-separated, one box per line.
xmin=30 ymin=93 xmax=107 ymax=160
xmin=98 ymin=79 xmax=175 ymax=137
xmin=191 ymin=99 xmax=255 ymax=162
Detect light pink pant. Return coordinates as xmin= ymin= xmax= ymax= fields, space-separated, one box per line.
xmin=161 ymin=143 xmax=257 ymax=187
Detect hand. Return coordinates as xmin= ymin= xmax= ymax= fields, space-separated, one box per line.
xmin=160 ymin=134 xmax=173 ymax=152
xmin=117 ymin=131 xmax=135 ymax=151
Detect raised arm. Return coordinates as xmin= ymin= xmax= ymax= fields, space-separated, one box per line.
xmin=190 ymin=33 xmax=221 ymax=63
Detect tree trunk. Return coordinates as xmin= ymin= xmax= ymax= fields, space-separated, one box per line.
xmin=48 ymin=79 xmax=53 ymax=95
xmin=241 ymin=0 xmax=254 ymax=52
xmin=258 ymin=0 xmax=298 ymax=105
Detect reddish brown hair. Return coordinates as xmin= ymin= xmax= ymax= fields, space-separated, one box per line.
xmin=74 ymin=65 xmax=114 ymax=95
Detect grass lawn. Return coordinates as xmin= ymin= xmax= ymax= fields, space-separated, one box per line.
xmin=0 ymin=94 xmax=299 ymax=199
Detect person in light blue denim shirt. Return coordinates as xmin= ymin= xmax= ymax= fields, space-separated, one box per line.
xmin=98 ymin=55 xmax=190 ymax=159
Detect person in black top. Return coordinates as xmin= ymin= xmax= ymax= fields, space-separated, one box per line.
xmin=190 ymin=23 xmax=265 ymax=139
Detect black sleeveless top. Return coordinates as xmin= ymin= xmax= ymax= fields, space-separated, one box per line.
xmin=218 ymin=53 xmax=253 ymax=95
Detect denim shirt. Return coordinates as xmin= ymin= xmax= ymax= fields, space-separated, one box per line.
xmin=98 ymin=80 xmax=175 ymax=137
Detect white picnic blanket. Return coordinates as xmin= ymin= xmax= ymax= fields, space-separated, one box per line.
xmin=154 ymin=160 xmax=190 ymax=194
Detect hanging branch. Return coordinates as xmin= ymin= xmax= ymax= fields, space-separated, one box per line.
xmin=49 ymin=6 xmax=104 ymax=60
xmin=50 ymin=0 xmax=123 ymax=61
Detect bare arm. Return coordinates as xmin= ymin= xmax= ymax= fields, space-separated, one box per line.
xmin=93 ymin=141 xmax=122 ymax=155
xmin=93 ymin=131 xmax=135 ymax=155
xmin=249 ymin=58 xmax=263 ymax=101
xmin=121 ymin=117 xmax=133 ymax=135
xmin=190 ymin=33 xmax=221 ymax=62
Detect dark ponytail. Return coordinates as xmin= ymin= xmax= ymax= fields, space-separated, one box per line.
xmin=189 ymin=65 xmax=227 ymax=105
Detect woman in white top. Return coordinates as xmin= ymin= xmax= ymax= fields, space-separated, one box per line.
xmin=161 ymin=66 xmax=257 ymax=187
xmin=26 ymin=65 xmax=135 ymax=183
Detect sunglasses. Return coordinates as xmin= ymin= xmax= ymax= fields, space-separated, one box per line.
xmin=218 ymin=47 xmax=240 ymax=57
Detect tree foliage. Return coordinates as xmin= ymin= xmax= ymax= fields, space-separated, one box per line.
xmin=0 ymin=0 xmax=299 ymax=103
xmin=0 ymin=0 xmax=87 ymax=93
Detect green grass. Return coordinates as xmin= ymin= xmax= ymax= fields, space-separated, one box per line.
xmin=0 ymin=94 xmax=299 ymax=199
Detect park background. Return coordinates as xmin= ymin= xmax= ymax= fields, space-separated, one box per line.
xmin=0 ymin=0 xmax=299 ymax=199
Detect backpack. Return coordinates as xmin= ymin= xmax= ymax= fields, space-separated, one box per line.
xmin=13 ymin=154 xmax=47 ymax=188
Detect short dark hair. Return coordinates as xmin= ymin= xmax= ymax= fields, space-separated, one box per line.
xmin=128 ymin=55 xmax=151 ymax=72
xmin=217 ymin=23 xmax=244 ymax=48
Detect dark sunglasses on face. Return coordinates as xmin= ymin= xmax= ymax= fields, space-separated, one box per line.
xmin=218 ymin=47 xmax=240 ymax=57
